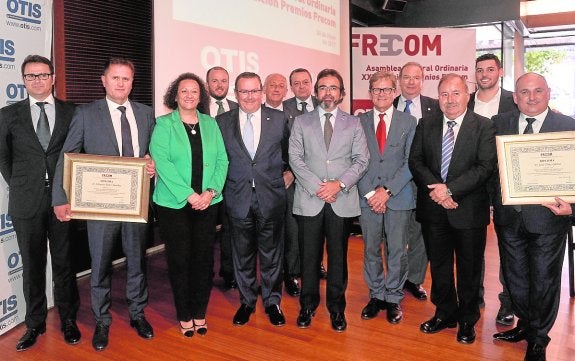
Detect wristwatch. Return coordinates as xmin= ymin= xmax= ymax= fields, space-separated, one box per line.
xmin=207 ymin=188 xmax=218 ymax=197
xmin=339 ymin=181 xmax=346 ymax=190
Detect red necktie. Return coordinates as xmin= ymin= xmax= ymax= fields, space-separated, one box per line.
xmin=376 ymin=113 xmax=386 ymax=155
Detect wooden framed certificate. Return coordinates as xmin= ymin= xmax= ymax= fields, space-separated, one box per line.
xmin=63 ymin=153 xmax=150 ymax=222
xmin=496 ymin=131 xmax=575 ymax=205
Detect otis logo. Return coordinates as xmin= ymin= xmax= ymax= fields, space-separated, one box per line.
xmin=352 ymin=33 xmax=441 ymax=57
xmin=0 ymin=39 xmax=15 ymax=62
xmin=0 ymin=295 xmax=18 ymax=323
xmin=5 ymin=0 xmax=42 ymax=24
xmin=0 ymin=213 xmax=14 ymax=237
xmin=200 ymin=46 xmax=259 ymax=74
xmin=6 ymin=83 xmax=27 ymax=104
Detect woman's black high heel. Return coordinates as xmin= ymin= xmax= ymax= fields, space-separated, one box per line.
xmin=179 ymin=321 xmax=194 ymax=337
xmin=194 ymin=320 xmax=207 ymax=336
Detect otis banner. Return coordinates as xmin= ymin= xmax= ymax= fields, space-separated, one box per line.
xmin=351 ymin=27 xmax=476 ymax=114
xmin=0 ymin=0 xmax=53 ymax=336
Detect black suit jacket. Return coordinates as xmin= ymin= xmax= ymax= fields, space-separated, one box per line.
xmin=216 ymin=107 xmax=289 ymax=219
xmin=468 ymin=88 xmax=517 ymax=114
xmin=0 ymin=98 xmax=75 ymax=218
xmin=393 ymin=95 xmax=440 ymax=120
xmin=283 ymin=96 xmax=319 ymax=128
xmin=491 ymin=109 xmax=575 ymax=234
xmin=408 ymin=110 xmax=497 ymax=228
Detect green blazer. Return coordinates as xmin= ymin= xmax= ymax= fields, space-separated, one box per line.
xmin=151 ymin=110 xmax=228 ymax=209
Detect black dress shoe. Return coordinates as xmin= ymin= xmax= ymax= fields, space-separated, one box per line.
xmin=233 ymin=304 xmax=255 ymax=326
xmin=296 ymin=308 xmax=315 ymax=328
xmin=16 ymin=325 xmax=46 ymax=351
xmin=319 ymin=263 xmax=328 ymax=280
xmin=525 ymin=342 xmax=546 ymax=361
xmin=62 ymin=319 xmax=81 ymax=345
xmin=92 ymin=323 xmax=109 ymax=351
xmin=130 ymin=316 xmax=154 ymax=339
xmin=330 ymin=312 xmax=347 ymax=332
xmin=265 ymin=305 xmax=286 ymax=326
xmin=404 ymin=280 xmax=427 ymax=300
xmin=386 ymin=303 xmax=403 ymax=324
xmin=496 ymin=306 xmax=515 ymax=326
xmin=361 ymin=298 xmax=386 ymax=320
xmin=456 ymin=323 xmax=476 ymax=344
xmin=493 ymin=326 xmax=526 ymax=343
xmin=420 ymin=316 xmax=457 ymax=334
xmin=284 ymin=277 xmax=300 ymax=297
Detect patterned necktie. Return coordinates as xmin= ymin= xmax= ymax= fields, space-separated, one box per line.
xmin=404 ymin=99 xmax=412 ymax=115
xmin=523 ymin=117 xmax=536 ymax=134
xmin=243 ymin=113 xmax=255 ymax=159
xmin=117 ymin=106 xmax=134 ymax=157
xmin=440 ymin=121 xmax=456 ymax=182
xmin=300 ymin=101 xmax=308 ymax=113
xmin=376 ymin=113 xmax=386 ymax=155
xmin=36 ymin=102 xmax=51 ymax=151
xmin=324 ymin=113 xmax=333 ymax=150
xmin=216 ymin=100 xmax=225 ymax=115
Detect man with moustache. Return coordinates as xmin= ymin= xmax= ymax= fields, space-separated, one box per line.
xmin=357 ymin=71 xmax=417 ymax=324
xmin=216 ymin=72 xmax=290 ymax=327
xmin=392 ymin=62 xmax=441 ymax=302
xmin=0 ymin=55 xmax=80 ymax=351
xmin=263 ymin=73 xmax=300 ymax=297
xmin=289 ymin=68 xmax=368 ymax=332
xmin=409 ymin=74 xmax=497 ymax=344
xmin=206 ymin=66 xmax=238 ymax=289
xmin=491 ymin=73 xmax=575 ymax=361
xmin=468 ymin=53 xmax=517 ymax=324
xmin=52 ymin=58 xmax=156 ymax=351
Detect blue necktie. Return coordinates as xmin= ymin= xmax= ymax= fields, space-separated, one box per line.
xmin=440 ymin=121 xmax=456 ymax=182
xmin=243 ymin=113 xmax=255 ymax=159
xmin=404 ymin=99 xmax=412 ymax=114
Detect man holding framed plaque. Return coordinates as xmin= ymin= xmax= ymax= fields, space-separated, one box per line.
xmin=491 ymin=73 xmax=575 ymax=361
xmin=52 ymin=58 xmax=156 ymax=351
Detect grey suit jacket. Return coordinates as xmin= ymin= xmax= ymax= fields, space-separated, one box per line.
xmin=216 ymin=106 xmax=289 ymax=219
xmin=358 ymin=109 xmax=416 ymax=211
xmin=0 ymin=98 xmax=75 ymax=217
xmin=491 ymin=109 xmax=575 ymax=234
xmin=289 ymin=108 xmax=369 ymax=217
xmin=52 ymin=98 xmax=155 ymax=206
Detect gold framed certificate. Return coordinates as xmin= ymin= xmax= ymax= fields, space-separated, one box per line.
xmin=63 ymin=153 xmax=150 ymax=222
xmin=496 ymin=131 xmax=575 ymax=205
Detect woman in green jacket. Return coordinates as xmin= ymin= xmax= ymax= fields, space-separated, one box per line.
xmin=150 ymin=73 xmax=228 ymax=337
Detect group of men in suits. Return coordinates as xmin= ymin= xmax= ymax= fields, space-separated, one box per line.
xmin=1 ymin=55 xmax=156 ymax=352
xmin=2 ymin=53 xmax=572 ymax=360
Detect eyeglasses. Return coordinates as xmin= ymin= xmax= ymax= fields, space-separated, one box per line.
xmin=317 ymin=85 xmax=340 ymax=92
xmin=23 ymin=73 xmax=52 ymax=81
xmin=236 ymin=89 xmax=262 ymax=96
xmin=292 ymin=80 xmax=310 ymax=87
xmin=370 ymin=87 xmax=395 ymax=95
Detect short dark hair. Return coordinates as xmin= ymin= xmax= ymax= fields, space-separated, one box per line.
xmin=314 ymin=68 xmax=345 ymax=94
xmin=163 ymin=72 xmax=210 ymax=113
xmin=206 ymin=66 xmax=229 ymax=81
xmin=475 ymin=53 xmax=501 ymax=68
xmin=21 ymin=54 xmax=54 ymax=76
xmin=234 ymin=72 xmax=262 ymax=90
xmin=289 ymin=68 xmax=312 ymax=85
xmin=103 ymin=57 xmax=135 ymax=75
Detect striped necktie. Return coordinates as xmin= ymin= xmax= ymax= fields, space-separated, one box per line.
xmin=440 ymin=121 xmax=456 ymax=182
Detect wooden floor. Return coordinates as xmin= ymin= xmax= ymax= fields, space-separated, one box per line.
xmin=1 ymin=224 xmax=574 ymax=361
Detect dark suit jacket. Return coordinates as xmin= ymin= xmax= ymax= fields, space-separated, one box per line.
xmin=283 ymin=96 xmax=319 ymax=128
xmin=0 ymin=98 xmax=75 ymax=218
xmin=207 ymin=99 xmax=238 ymax=117
xmin=393 ymin=95 xmax=440 ymax=120
xmin=408 ymin=111 xmax=497 ymax=228
xmin=468 ymin=88 xmax=517 ymax=114
xmin=52 ymin=98 xmax=155 ymax=206
xmin=216 ymin=107 xmax=289 ymax=219
xmin=491 ymin=109 xmax=575 ymax=234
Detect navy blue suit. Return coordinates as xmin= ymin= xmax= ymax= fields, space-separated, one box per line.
xmin=216 ymin=107 xmax=289 ymax=308
xmin=491 ymin=109 xmax=575 ymax=346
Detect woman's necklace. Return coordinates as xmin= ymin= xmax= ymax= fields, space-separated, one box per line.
xmin=184 ymin=121 xmax=198 ymax=135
